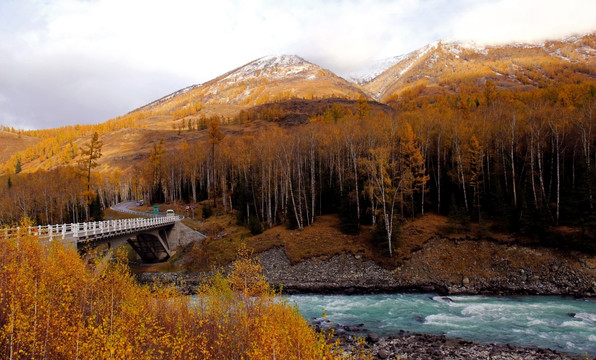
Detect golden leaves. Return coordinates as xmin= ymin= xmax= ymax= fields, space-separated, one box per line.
xmin=0 ymin=236 xmax=340 ymax=359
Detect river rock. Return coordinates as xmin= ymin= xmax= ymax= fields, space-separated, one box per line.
xmin=367 ymin=332 xmax=380 ymax=344
xmin=376 ymin=349 xmax=389 ymax=359
xmin=333 ymin=330 xmax=581 ymax=360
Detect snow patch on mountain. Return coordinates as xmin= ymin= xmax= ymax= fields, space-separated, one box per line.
xmin=220 ymin=55 xmax=318 ymax=84
xmin=446 ymin=40 xmax=488 ymax=55
xmin=553 ymin=49 xmax=572 ymax=62
xmin=346 ymin=55 xmax=408 ymax=85
xmin=397 ymin=43 xmax=437 ymax=77
xmin=134 ymin=84 xmax=200 ymax=112
xmin=347 ymin=43 xmax=440 ymax=85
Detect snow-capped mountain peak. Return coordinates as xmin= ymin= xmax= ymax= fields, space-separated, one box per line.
xmin=220 ymin=55 xmax=318 ymax=83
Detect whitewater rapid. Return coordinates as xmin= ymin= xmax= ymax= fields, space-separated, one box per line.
xmin=288 ymin=294 xmax=596 ymax=355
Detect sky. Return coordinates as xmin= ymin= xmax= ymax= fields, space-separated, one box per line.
xmin=1 ymin=0 xmax=595 ymax=130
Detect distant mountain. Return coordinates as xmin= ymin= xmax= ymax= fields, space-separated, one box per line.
xmin=137 ymin=55 xmax=369 ymax=117
xmin=199 ymin=55 xmax=368 ymax=104
xmin=134 ymin=34 xmax=596 ymax=117
xmin=363 ymin=33 xmax=596 ymax=102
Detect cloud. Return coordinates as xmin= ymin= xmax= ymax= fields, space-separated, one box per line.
xmin=0 ymin=54 xmax=187 ymax=129
xmin=0 ymin=0 xmax=595 ymax=129
xmin=449 ymin=0 xmax=596 ymax=45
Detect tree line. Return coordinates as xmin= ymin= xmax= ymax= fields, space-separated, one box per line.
xmin=2 ymin=81 xmax=595 ymax=254
xmin=1 ymin=132 xmax=108 ymax=224
xmin=130 ymin=81 xmax=595 ymax=254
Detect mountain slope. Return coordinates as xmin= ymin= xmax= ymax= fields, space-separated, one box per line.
xmin=365 ymin=33 xmax=596 ymax=102
xmin=345 ymin=54 xmax=410 ymax=85
xmin=121 ymin=55 xmax=371 ymax=131
xmin=133 ymin=84 xmax=202 ymax=113
xmin=362 ymin=44 xmax=437 ymax=100
xmin=0 ymin=131 xmax=40 ymax=165
xmin=183 ymin=55 xmax=369 ymax=105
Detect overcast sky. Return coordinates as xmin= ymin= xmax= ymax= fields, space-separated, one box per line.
xmin=1 ymin=0 xmax=595 ymax=130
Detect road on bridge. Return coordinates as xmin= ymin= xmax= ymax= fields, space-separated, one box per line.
xmin=110 ymin=201 xmax=177 ymax=219
xmin=111 ymin=201 xmax=150 ymax=215
xmin=111 ymin=201 xmax=138 ymax=212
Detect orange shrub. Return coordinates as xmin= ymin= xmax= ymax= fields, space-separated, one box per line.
xmin=0 ymin=235 xmax=341 ymax=359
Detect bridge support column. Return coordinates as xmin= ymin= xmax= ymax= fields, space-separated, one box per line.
xmin=127 ymin=230 xmax=171 ymax=263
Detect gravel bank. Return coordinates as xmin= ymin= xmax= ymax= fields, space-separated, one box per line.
xmin=314 ymin=318 xmax=583 ymax=360
xmin=136 ymin=241 xmax=596 ymax=297
xmin=258 ymin=243 xmax=596 ymax=297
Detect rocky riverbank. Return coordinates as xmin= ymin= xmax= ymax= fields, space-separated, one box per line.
xmin=136 ymin=237 xmax=596 ymax=297
xmin=312 ymin=318 xmax=583 ymax=360
xmin=256 ymin=242 xmax=596 ymax=297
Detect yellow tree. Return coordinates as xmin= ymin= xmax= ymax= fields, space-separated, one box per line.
xmin=363 ymin=146 xmax=399 ymax=257
xmin=400 ymin=123 xmax=429 ymax=216
xmin=148 ymin=138 xmax=165 ymax=203
xmin=78 ymin=132 xmax=103 ymax=221
xmin=468 ymin=135 xmax=484 ymax=218
xmin=208 ymin=118 xmax=224 ymax=207
xmin=356 ymin=97 xmax=371 ymax=119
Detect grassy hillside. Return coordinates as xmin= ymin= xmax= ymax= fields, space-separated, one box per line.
xmin=0 ymin=130 xmax=40 ymax=164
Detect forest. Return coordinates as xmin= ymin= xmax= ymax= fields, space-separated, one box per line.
xmin=1 ymin=80 xmax=595 ymax=255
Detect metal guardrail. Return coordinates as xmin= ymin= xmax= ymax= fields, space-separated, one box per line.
xmin=0 ymin=217 xmax=177 ymax=243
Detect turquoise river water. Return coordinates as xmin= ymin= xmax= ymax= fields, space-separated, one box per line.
xmin=287 ymin=294 xmax=596 ymax=355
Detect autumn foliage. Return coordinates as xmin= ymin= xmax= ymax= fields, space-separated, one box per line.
xmin=0 ymin=235 xmax=339 ymax=359
xmin=138 ymin=81 xmax=595 ymax=255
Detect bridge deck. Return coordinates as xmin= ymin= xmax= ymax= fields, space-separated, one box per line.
xmin=1 ymin=216 xmax=180 ymax=244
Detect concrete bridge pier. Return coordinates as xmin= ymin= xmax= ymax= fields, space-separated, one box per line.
xmin=127 ymin=229 xmax=172 ymax=263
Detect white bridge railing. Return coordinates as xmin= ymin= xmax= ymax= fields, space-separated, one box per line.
xmin=1 ymin=217 xmax=178 ymax=243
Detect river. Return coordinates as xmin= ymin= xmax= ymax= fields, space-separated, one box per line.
xmin=287 ymin=294 xmax=596 ymax=356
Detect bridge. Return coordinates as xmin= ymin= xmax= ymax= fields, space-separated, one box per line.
xmin=1 ymin=207 xmax=202 ymax=263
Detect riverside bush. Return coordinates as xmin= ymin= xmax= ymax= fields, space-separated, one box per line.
xmin=0 ymin=233 xmax=342 ymax=359
xmin=248 ymin=216 xmax=264 ymax=235
xmin=201 ymin=203 xmax=213 ymax=219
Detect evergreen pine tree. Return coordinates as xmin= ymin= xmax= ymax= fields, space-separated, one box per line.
xmin=14 ymin=158 xmax=21 ymax=174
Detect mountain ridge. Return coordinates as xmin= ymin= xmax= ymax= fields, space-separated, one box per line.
xmin=133 ymin=31 xmax=595 ymax=111
xmin=133 ymin=54 xmax=369 ymax=116
xmin=361 ymin=32 xmax=596 ymax=102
